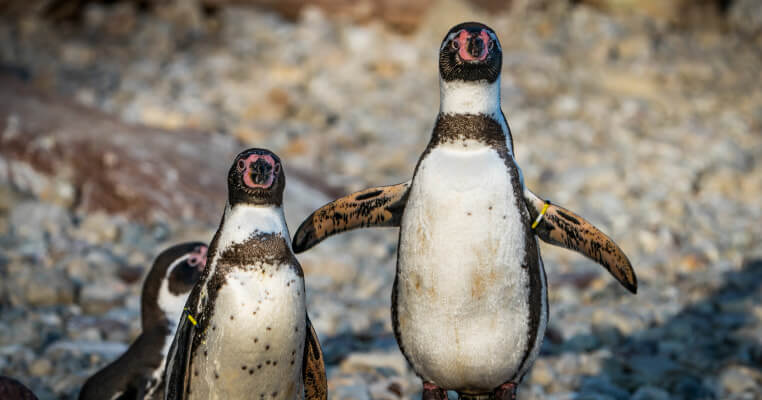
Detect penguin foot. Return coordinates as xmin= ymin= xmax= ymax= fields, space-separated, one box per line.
xmin=422 ymin=382 xmax=448 ymax=400
xmin=493 ymin=382 xmax=517 ymax=400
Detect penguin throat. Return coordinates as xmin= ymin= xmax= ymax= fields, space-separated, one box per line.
xmin=439 ymin=78 xmax=501 ymax=118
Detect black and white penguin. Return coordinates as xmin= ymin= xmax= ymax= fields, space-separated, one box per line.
xmin=79 ymin=242 xmax=208 ymax=400
xmin=0 ymin=376 xmax=39 ymax=400
xmin=292 ymin=22 xmax=636 ymax=400
xmin=163 ymin=148 xmax=327 ymax=400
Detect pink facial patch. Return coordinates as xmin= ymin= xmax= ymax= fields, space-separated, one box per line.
xmin=188 ymin=245 xmax=208 ymax=271
xmin=241 ymin=154 xmax=277 ymax=189
xmin=457 ymin=29 xmax=491 ymax=62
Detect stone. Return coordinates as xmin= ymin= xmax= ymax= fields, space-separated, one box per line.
xmin=79 ymin=279 xmax=128 ymax=315
xmin=19 ymin=268 xmax=76 ymax=307
xmin=630 ymin=386 xmax=671 ymax=400
xmin=9 ymin=201 xmax=71 ymax=241
xmin=578 ymin=376 xmax=628 ymax=400
xmin=45 ymin=340 xmax=127 ymax=359
xmin=529 ymin=358 xmax=555 ymax=386
xmin=60 ymin=42 xmax=96 ymax=67
xmin=720 ymin=366 xmax=760 ymax=396
xmin=339 ymin=351 xmax=409 ymax=376
xmin=728 ymin=0 xmax=762 ymax=36
xmin=368 ymin=377 xmax=406 ymax=400
xmin=28 ymin=358 xmax=52 ymax=376
xmin=73 ymin=213 xmax=120 ymax=244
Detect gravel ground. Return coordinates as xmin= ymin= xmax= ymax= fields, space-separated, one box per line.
xmin=1 ymin=1 xmax=762 ymax=399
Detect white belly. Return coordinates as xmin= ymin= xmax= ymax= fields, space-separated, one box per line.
xmin=190 ymin=264 xmax=306 ymax=400
xmin=397 ymin=143 xmax=534 ymax=391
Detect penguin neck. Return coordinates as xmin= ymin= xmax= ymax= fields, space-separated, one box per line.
xmin=437 ymin=77 xmax=514 ymax=155
xmin=208 ymin=203 xmax=290 ymax=277
xmin=440 ymin=78 xmax=501 ymax=119
xmin=219 ymin=203 xmax=290 ymax=246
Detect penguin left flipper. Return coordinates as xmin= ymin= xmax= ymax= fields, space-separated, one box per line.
xmin=164 ymin=300 xmax=198 ymax=400
xmin=524 ymin=189 xmax=637 ymax=294
xmin=303 ymin=316 xmax=327 ymax=400
xmin=292 ymin=181 xmax=410 ymax=253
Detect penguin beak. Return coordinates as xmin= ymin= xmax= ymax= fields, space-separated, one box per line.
xmin=188 ymin=245 xmax=208 ymax=272
xmin=241 ymin=154 xmax=278 ymax=189
xmin=456 ymin=29 xmax=491 ymax=62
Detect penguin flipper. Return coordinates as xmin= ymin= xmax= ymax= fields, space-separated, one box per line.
xmin=164 ymin=306 xmax=197 ymax=400
xmin=524 ymin=189 xmax=637 ymax=294
xmin=302 ymin=315 xmax=327 ymax=400
xmin=292 ymin=181 xmax=410 ymax=253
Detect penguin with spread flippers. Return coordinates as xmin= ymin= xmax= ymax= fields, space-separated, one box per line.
xmin=164 ymin=149 xmax=326 ymax=400
xmin=79 ymin=242 xmax=208 ymax=400
xmin=292 ymin=22 xmax=636 ymax=400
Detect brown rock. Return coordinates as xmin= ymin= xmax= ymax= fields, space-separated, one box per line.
xmin=0 ymin=77 xmax=332 ymax=224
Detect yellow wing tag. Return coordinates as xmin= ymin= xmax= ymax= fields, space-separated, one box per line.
xmin=532 ymin=201 xmax=550 ymax=230
xmin=184 ymin=308 xmax=198 ymax=326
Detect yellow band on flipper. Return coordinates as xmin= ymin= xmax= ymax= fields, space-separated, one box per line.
xmin=531 ymin=201 xmax=550 ymax=230
xmin=185 ymin=308 xmax=198 ymax=326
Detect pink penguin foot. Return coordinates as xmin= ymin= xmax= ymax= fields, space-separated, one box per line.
xmin=422 ymin=382 xmax=448 ymax=400
xmin=493 ymin=382 xmax=517 ymax=400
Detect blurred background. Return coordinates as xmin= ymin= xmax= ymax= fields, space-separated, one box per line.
xmin=1 ymin=0 xmax=761 ymax=399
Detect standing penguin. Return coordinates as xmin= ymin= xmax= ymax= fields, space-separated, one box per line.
xmin=163 ymin=149 xmax=327 ymax=400
xmin=292 ymin=22 xmax=636 ymax=400
xmin=80 ymin=242 xmax=208 ymax=400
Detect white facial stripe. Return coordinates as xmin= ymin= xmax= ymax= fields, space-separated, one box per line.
xmin=156 ymin=253 xmax=194 ymax=356
xmin=487 ymin=30 xmax=501 ymax=51
xmin=165 ymin=254 xmax=190 ymax=280
xmin=440 ymin=31 xmax=460 ymax=50
xmin=157 ymin=254 xmax=192 ymax=317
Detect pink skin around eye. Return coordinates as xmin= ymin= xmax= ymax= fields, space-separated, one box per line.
xmin=241 ymin=154 xmax=277 ymax=189
xmin=456 ymin=29 xmax=491 ymax=62
xmin=188 ymin=245 xmax=208 ymax=271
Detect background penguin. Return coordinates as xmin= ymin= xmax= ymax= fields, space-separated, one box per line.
xmin=79 ymin=242 xmax=208 ymax=400
xmin=163 ymin=148 xmax=327 ymax=400
xmin=292 ymin=22 xmax=636 ymax=400
xmin=0 ymin=376 xmax=39 ymax=400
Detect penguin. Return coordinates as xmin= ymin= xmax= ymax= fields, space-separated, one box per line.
xmin=163 ymin=148 xmax=327 ymax=400
xmin=79 ymin=242 xmax=208 ymax=400
xmin=0 ymin=376 xmax=38 ymax=400
xmin=291 ymin=22 xmax=636 ymax=400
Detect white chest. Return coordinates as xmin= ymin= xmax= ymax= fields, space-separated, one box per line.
xmin=190 ymin=263 xmax=306 ymax=400
xmin=396 ymin=143 xmax=534 ymax=390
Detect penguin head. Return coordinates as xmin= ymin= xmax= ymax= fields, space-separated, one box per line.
xmin=142 ymin=242 xmax=207 ymax=328
xmin=439 ymin=22 xmax=502 ymax=83
xmin=227 ymin=148 xmax=286 ymax=207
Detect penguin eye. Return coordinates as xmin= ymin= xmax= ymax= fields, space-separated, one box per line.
xmin=451 ymin=40 xmax=459 ymax=50
xmin=237 ymin=159 xmax=246 ymax=171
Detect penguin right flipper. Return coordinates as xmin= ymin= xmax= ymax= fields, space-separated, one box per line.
xmin=524 ymin=189 xmax=637 ymax=294
xmin=302 ymin=316 xmax=327 ymax=400
xmin=292 ymin=181 xmax=410 ymax=253
xmin=164 ymin=301 xmax=198 ymax=400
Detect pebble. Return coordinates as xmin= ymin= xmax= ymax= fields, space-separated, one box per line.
xmin=719 ymin=366 xmax=761 ymax=396
xmin=78 ymin=279 xmax=127 ymax=315
xmin=630 ymin=386 xmax=671 ymax=400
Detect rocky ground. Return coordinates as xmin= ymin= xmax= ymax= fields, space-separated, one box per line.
xmin=1 ymin=0 xmax=762 ymax=399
